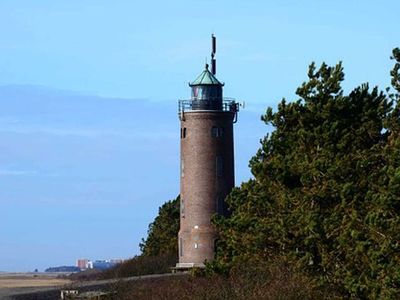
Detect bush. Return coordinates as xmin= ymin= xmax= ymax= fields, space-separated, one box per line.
xmin=211 ymin=53 xmax=400 ymax=298
xmin=100 ymin=253 xmax=177 ymax=280
xmin=108 ymin=260 xmax=337 ymax=300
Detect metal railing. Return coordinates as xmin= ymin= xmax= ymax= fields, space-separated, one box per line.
xmin=178 ymin=98 xmax=240 ymax=123
xmin=178 ymin=97 xmax=239 ymax=113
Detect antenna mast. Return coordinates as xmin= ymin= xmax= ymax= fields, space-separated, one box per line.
xmin=211 ymin=34 xmax=216 ymax=75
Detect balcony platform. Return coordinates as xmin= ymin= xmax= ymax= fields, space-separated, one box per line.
xmin=178 ymin=98 xmax=238 ymax=113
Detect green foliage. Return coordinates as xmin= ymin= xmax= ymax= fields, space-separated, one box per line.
xmin=139 ymin=195 xmax=180 ymax=258
xmin=387 ymin=48 xmax=400 ymax=134
xmin=390 ymin=48 xmax=400 ymax=95
xmin=99 ymin=196 xmax=180 ymax=280
xmin=101 ymin=253 xmax=177 ymax=279
xmin=211 ymin=51 xmax=400 ymax=298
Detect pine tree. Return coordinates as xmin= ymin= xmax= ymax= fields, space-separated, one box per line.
xmin=211 ymin=53 xmax=400 ymax=298
xmin=139 ymin=195 xmax=180 ymax=257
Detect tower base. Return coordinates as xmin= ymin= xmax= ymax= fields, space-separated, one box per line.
xmin=171 ymin=263 xmax=205 ymax=273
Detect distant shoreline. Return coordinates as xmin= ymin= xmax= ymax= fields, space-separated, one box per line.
xmin=0 ymin=272 xmax=74 ymax=277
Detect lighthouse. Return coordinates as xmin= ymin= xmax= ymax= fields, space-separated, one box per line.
xmin=176 ymin=35 xmax=239 ymax=269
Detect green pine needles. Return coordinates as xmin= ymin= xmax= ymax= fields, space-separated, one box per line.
xmin=210 ymin=48 xmax=400 ymax=298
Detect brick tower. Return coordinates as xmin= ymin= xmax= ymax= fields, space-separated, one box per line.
xmin=176 ymin=35 xmax=239 ymax=269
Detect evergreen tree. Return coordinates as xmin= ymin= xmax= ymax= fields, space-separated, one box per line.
xmin=390 ymin=48 xmax=400 ymax=95
xmin=140 ymin=195 xmax=180 ymax=258
xmin=211 ymin=54 xmax=400 ymax=298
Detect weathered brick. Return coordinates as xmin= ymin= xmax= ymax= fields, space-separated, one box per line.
xmin=178 ymin=111 xmax=235 ymax=266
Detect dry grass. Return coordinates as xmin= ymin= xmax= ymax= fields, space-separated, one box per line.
xmin=0 ymin=274 xmax=70 ymax=289
xmin=106 ymin=263 xmax=339 ymax=300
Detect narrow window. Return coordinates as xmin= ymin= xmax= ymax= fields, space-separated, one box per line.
xmin=216 ymin=156 xmax=223 ymax=177
xmin=181 ymin=198 xmax=185 ymax=218
xmin=179 ymin=238 xmax=183 ymax=256
xmin=181 ymin=128 xmax=187 ymax=138
xmin=211 ymin=126 xmax=218 ymax=137
xmin=194 ymin=243 xmax=198 ymax=249
xmin=219 ymin=127 xmax=224 ymax=137
xmin=211 ymin=126 xmax=224 ymax=138
xmin=181 ymin=159 xmax=184 ymax=177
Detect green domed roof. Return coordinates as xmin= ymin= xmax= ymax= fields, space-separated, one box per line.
xmin=189 ymin=64 xmax=224 ymax=86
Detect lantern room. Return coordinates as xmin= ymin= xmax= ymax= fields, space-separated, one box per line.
xmin=189 ymin=63 xmax=224 ymax=110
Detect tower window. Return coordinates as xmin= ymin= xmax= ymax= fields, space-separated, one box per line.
xmin=181 ymin=159 xmax=184 ymax=177
xmin=211 ymin=126 xmax=224 ymax=138
xmin=179 ymin=238 xmax=183 ymax=256
xmin=181 ymin=128 xmax=187 ymax=138
xmin=181 ymin=198 xmax=185 ymax=217
xmin=216 ymin=156 xmax=223 ymax=177
xmin=194 ymin=243 xmax=198 ymax=249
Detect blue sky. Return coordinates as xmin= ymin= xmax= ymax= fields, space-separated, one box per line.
xmin=0 ymin=1 xmax=399 ymax=271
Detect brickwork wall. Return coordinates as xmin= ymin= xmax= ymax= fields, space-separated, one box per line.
xmin=178 ymin=111 xmax=235 ymax=265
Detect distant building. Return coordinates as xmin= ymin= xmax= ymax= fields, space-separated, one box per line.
xmin=76 ymin=258 xmax=123 ymax=270
xmin=76 ymin=259 xmax=89 ymax=270
xmin=91 ymin=260 xmax=117 ymax=270
xmin=109 ymin=259 xmax=123 ymax=264
xmin=87 ymin=260 xmax=93 ymax=269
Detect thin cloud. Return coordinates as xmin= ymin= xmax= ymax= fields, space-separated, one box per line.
xmin=0 ymin=170 xmax=38 ymax=176
xmin=0 ymin=127 xmax=176 ymax=139
xmin=0 ymin=169 xmax=62 ymax=177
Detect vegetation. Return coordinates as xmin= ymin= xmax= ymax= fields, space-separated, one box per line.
xmin=109 ymin=261 xmax=336 ymax=300
xmin=139 ymin=195 xmax=180 ymax=258
xmin=209 ymin=48 xmax=400 ymax=298
xmin=90 ymin=49 xmax=400 ymax=299
xmin=100 ymin=253 xmax=177 ymax=279
xmin=44 ymin=266 xmax=80 ymax=273
xmin=86 ymin=196 xmax=180 ymax=281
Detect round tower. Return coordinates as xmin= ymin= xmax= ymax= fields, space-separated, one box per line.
xmin=176 ymin=35 xmax=239 ymax=269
